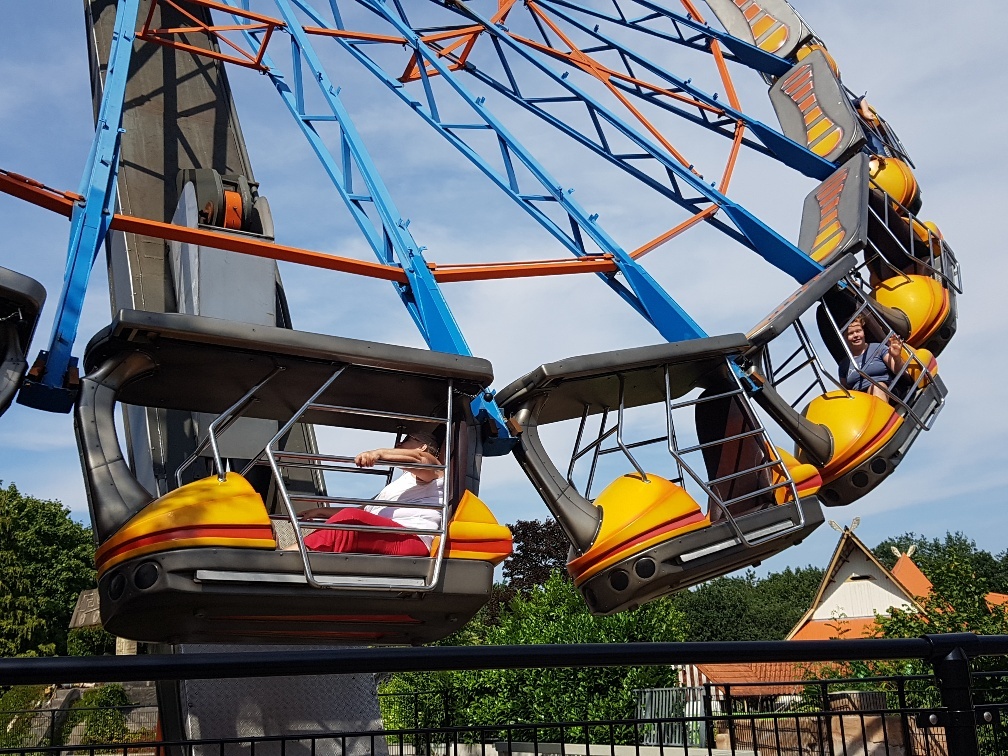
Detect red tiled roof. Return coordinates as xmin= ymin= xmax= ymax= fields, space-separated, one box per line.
xmin=789 ymin=617 xmax=878 ymax=641
xmin=695 ymin=662 xmax=806 ymax=697
xmin=986 ymin=592 xmax=1008 ymax=609
xmin=891 ymin=555 xmax=933 ymax=598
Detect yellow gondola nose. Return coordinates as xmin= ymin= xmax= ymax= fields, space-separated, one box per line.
xmin=869 ymin=155 xmax=920 ymax=212
xmin=795 ymin=43 xmax=839 ymax=78
xmin=873 ymin=274 xmax=950 ymax=347
xmin=798 ymin=391 xmax=902 ymax=484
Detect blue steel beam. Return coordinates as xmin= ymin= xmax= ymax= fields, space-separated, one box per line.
xmin=529 ymin=0 xmax=835 ymax=179
xmin=226 ymin=0 xmax=512 ymax=448
xmin=17 ymin=0 xmax=141 ymax=413
xmin=293 ymin=0 xmax=708 ymax=344
xmin=537 ymin=0 xmax=792 ymax=77
xmin=308 ymin=0 xmax=823 ymax=284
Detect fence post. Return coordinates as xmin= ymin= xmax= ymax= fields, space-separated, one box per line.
xmin=703 ymin=682 xmax=715 ymax=750
xmin=927 ymin=634 xmax=979 ymax=756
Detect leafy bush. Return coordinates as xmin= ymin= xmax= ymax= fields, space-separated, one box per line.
xmin=0 ymin=482 xmax=96 ymax=657
xmin=67 ymin=626 xmax=116 ymax=657
xmin=61 ymin=685 xmax=137 ymax=747
xmin=382 ymin=573 xmax=687 ymax=743
xmin=0 ymin=685 xmax=48 ymax=749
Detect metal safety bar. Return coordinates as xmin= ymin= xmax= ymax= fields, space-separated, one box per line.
xmin=823 ymin=291 xmax=945 ymax=432
xmin=174 ymin=365 xmax=286 ymax=485
xmin=561 ymin=361 xmax=803 ymax=548
xmin=262 ymin=370 xmax=453 ymax=592
xmin=664 ymin=365 xmax=805 ymax=550
xmin=864 ymin=180 xmax=963 ymax=295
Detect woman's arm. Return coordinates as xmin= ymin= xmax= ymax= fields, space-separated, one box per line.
xmin=883 ymin=335 xmax=906 ymax=375
xmin=355 ymin=446 xmax=443 ymax=482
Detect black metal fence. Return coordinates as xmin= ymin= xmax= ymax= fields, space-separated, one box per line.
xmin=0 ymin=704 xmax=158 ymax=750
xmin=0 ymin=634 xmax=1006 ymax=756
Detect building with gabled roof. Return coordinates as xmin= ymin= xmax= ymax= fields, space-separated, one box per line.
xmin=786 ymin=526 xmax=926 ymax=641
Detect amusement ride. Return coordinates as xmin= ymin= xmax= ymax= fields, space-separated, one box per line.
xmin=0 ymin=0 xmax=960 ymax=646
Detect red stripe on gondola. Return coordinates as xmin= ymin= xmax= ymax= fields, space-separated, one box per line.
xmin=96 ymin=524 xmax=275 ymax=567
xmin=570 ymin=510 xmax=707 ymax=580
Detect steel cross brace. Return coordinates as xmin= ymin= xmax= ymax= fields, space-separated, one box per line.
xmin=399 ymin=0 xmax=823 ymax=284
xmin=17 ymin=0 xmax=142 ymax=413
xmin=305 ymin=0 xmax=708 ymax=344
xmin=539 ymin=0 xmax=793 ymax=77
xmin=225 ymin=0 xmax=512 ymax=448
xmin=530 ymin=0 xmax=835 ymax=180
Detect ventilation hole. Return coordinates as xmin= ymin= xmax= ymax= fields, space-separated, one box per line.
xmin=940 ymin=327 xmax=952 ymax=340
xmin=609 ymin=569 xmax=630 ymax=592
xmin=870 ymin=458 xmax=888 ymax=475
xmin=108 ymin=573 xmax=126 ymax=601
xmin=634 ymin=558 xmax=656 ymax=580
xmin=823 ymin=488 xmax=841 ymax=504
xmin=852 ymin=471 xmax=870 ymax=488
xmin=134 ymin=562 xmax=160 ymax=590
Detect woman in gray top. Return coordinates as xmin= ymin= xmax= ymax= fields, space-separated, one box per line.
xmin=838 ymin=315 xmax=906 ymax=401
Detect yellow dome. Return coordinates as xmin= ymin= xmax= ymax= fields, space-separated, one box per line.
xmin=873 ymin=274 xmax=950 ymax=346
xmin=799 ymin=391 xmax=902 ymax=483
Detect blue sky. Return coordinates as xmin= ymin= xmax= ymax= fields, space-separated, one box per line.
xmin=0 ymin=0 xmax=1005 ymax=575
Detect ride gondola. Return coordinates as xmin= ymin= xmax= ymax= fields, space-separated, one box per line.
xmin=498 ymin=337 xmax=825 ymax=616
xmin=77 ymin=308 xmax=511 ymax=645
xmin=796 ymin=153 xmax=960 ymax=356
xmin=743 ymin=254 xmax=946 ymax=507
xmin=0 ymin=266 xmax=45 ymax=416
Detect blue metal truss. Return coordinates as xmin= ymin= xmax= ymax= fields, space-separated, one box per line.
xmin=227 ymin=0 xmax=512 ymax=449
xmin=288 ymin=0 xmax=708 ymax=344
xmin=17 ymin=0 xmax=141 ymax=413
xmin=526 ymin=0 xmax=834 ymax=179
xmin=298 ymin=0 xmax=823 ymax=285
xmin=535 ymin=0 xmax=793 ymax=77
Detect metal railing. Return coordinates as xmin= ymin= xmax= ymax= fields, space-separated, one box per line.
xmin=0 ymin=634 xmax=1006 ymax=756
xmin=0 ymin=704 xmax=158 ymax=750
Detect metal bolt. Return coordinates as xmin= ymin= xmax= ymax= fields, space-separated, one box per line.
xmin=929 ymin=714 xmax=939 ymax=726
xmin=984 ymin=712 xmax=993 ymax=723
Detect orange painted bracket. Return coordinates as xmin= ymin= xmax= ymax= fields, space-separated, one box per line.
xmin=138 ymin=0 xmax=284 ymax=72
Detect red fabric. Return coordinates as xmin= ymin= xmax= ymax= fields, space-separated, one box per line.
xmin=303 ymin=509 xmax=429 ymax=556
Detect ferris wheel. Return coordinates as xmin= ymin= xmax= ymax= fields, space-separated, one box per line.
xmin=0 ymin=0 xmax=958 ymax=643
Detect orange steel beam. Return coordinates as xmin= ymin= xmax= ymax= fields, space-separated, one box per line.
xmin=304 ymin=27 xmax=407 ymax=44
xmin=719 ymin=121 xmax=746 ymax=194
xmin=429 ymin=256 xmax=617 ymax=282
xmin=631 ymin=205 xmax=719 ymax=259
xmin=0 ymin=169 xmax=405 ymax=282
xmin=139 ymin=0 xmax=282 ymax=72
xmin=0 ymin=170 xmax=619 ymax=284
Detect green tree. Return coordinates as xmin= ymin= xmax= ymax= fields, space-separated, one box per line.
xmin=873 ymin=532 xmax=1008 ymax=594
xmin=0 ymin=482 xmax=96 ymax=657
xmin=384 ymin=572 xmax=687 ymax=738
xmin=502 ymin=518 xmax=569 ymax=593
xmin=670 ymin=566 xmax=824 ymax=641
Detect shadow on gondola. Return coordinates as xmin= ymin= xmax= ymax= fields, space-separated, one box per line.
xmin=0 ymin=266 xmax=45 ymax=417
xmin=77 ymin=309 xmax=511 ymax=645
xmin=498 ymin=337 xmax=824 ymax=615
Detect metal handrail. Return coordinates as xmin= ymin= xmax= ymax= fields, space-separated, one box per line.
xmin=175 ymin=364 xmax=285 ymax=485
xmin=266 ymin=369 xmax=453 ymax=593
xmin=5 ymin=634 xmax=1003 ymax=685
xmin=664 ymin=365 xmax=805 ymax=550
